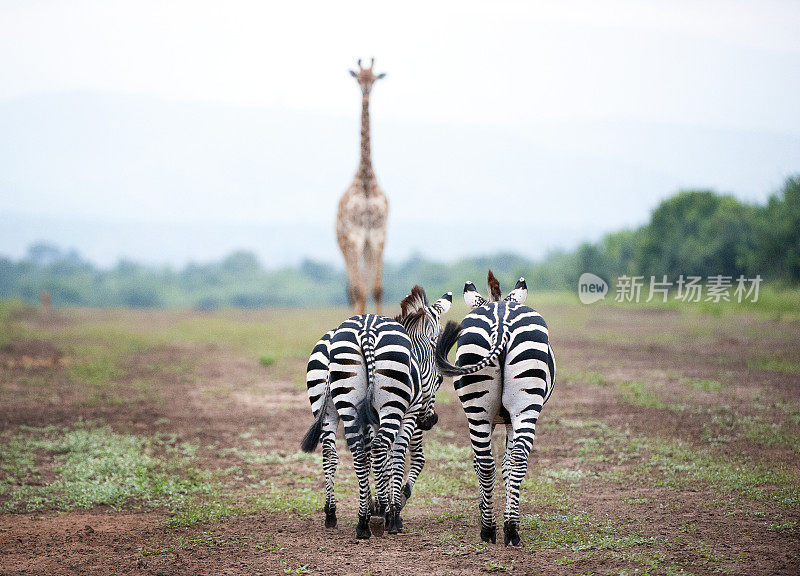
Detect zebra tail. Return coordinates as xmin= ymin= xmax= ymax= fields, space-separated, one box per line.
xmin=435 ymin=320 xmax=507 ymax=377
xmin=357 ymin=332 xmax=379 ymax=429
xmin=301 ymin=382 xmax=330 ymax=453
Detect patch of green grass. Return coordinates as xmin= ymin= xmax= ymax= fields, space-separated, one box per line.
xmin=0 ymin=424 xmax=214 ymax=512
xmin=256 ymin=484 xmax=322 ymax=519
xmin=414 ymin=473 xmax=469 ymax=501
xmin=683 ymin=378 xmax=723 ymax=392
xmin=564 ymin=370 xmax=609 ymax=387
xmin=0 ymin=300 xmax=25 ymax=348
xmin=618 ymin=381 xmax=667 ymax=410
xmin=643 ymin=440 xmax=800 ymax=505
xmin=166 ymin=477 xmax=339 ymax=528
xmin=218 ymin=446 xmax=322 ymax=467
xmin=140 ymin=530 xmax=249 ymax=556
xmin=665 ymin=564 xmax=698 ymax=576
xmin=769 ymin=520 xmax=798 ymax=532
xmin=435 ymin=388 xmax=453 ymax=404
xmin=690 ymin=541 xmax=723 ymax=563
xmin=57 ymin=324 xmax=159 ymax=360
xmin=622 ymin=496 xmax=652 ymax=505
xmin=520 ymin=476 xmax=573 ymax=510
xmin=164 ymin=308 xmax=348 ymax=358
xmin=543 ymin=467 xmax=595 ymax=484
xmin=568 ymin=419 xmax=800 ymax=506
xmin=437 ymin=530 xmax=489 ymax=556
xmin=425 ymin=439 xmax=473 ymax=474
xmin=748 ymin=357 xmax=800 ymax=374
xmin=259 ymin=354 xmax=277 ymax=366
xmin=702 ymin=411 xmax=800 ymax=452
xmin=521 ymin=510 xmax=653 ymax=553
xmin=619 ymin=286 xmax=800 ymax=321
xmin=166 ymin=499 xmax=245 ymax=527
xmin=486 ymin=560 xmax=511 ymax=572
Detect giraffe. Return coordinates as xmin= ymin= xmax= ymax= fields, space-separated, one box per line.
xmin=336 ymin=58 xmax=389 ymax=315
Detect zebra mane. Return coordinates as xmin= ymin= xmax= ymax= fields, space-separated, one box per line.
xmin=395 ymin=285 xmax=429 ymax=330
xmin=487 ymin=270 xmax=502 ymax=302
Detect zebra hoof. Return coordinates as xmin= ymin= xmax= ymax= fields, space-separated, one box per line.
xmin=324 ymin=504 xmax=337 ymax=529
xmin=480 ymin=524 xmax=497 ymax=544
xmin=355 ymin=516 xmax=371 ymax=539
xmin=324 ymin=512 xmax=337 ymax=529
xmin=503 ymin=521 xmax=521 ymax=547
xmin=385 ymin=507 xmax=400 ymax=535
xmin=369 ymin=514 xmax=385 ymax=537
xmin=396 ymin=514 xmax=404 ymax=533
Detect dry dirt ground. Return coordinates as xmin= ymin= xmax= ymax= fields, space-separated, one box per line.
xmin=0 ymin=302 xmax=799 ymax=575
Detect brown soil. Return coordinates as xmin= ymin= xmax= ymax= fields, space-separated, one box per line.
xmin=1 ymin=306 xmax=799 ymax=575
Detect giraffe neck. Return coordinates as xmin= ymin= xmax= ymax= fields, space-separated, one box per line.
xmin=358 ymin=92 xmax=374 ymax=185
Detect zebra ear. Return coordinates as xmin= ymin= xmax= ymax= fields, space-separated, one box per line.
xmin=504 ymin=277 xmax=528 ymax=304
xmin=431 ymin=292 xmax=452 ymax=316
xmin=464 ymin=282 xmax=487 ymax=310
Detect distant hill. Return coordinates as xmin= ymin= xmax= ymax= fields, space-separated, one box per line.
xmin=1 ymin=92 xmax=798 ymax=267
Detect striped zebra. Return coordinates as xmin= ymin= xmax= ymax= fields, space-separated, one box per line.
xmin=302 ymin=286 xmax=451 ymax=538
xmin=435 ymin=271 xmax=555 ymax=546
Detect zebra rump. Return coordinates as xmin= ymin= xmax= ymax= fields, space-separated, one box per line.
xmin=435 ymin=319 xmax=507 ymax=377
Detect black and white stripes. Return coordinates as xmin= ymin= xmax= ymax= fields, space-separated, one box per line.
xmin=301 ymin=286 xmax=451 ymax=538
xmin=436 ymin=271 xmax=556 ymax=546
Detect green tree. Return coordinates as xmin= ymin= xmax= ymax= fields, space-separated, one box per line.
xmin=756 ymin=176 xmax=800 ymax=281
xmin=635 ymin=190 xmax=757 ymax=279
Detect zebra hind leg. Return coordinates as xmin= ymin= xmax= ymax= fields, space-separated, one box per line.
xmin=475 ymin=453 xmax=497 ymax=544
xmin=503 ymin=432 xmax=534 ymax=547
xmin=400 ymin=427 xmax=425 ymax=511
xmin=345 ymin=429 xmax=373 ymax=539
xmin=386 ymin=417 xmax=417 ymax=533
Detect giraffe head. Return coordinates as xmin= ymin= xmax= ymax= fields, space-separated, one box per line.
xmin=349 ymin=58 xmax=386 ymax=95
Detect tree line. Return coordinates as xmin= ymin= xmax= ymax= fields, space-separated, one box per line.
xmin=1 ymin=175 xmax=797 ymax=309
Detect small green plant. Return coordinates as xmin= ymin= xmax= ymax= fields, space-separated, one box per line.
xmin=259 ymin=353 xmax=277 ymax=366
xmin=683 ymin=379 xmax=723 ymax=392
xmin=769 ymin=520 xmax=798 ymax=532
xmin=68 ymin=355 xmax=124 ymax=385
xmin=618 ymin=381 xmax=667 ymax=410
xmin=256 ymin=534 xmax=284 ymax=552
xmin=166 ymin=499 xmax=243 ymax=528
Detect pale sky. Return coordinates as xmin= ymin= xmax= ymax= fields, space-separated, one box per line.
xmin=2 ymin=0 xmax=799 ymax=132
xmin=1 ymin=1 xmax=799 ymax=266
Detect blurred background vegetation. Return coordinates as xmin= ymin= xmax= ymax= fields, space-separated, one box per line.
xmin=2 ymin=175 xmax=798 ymax=309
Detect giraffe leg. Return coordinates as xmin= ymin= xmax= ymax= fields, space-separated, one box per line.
xmin=365 ymin=235 xmax=386 ymax=315
xmin=342 ymin=242 xmax=366 ymax=315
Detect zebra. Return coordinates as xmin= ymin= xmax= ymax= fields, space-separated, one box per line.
xmin=301 ymin=286 xmax=452 ymax=538
xmin=435 ymin=271 xmax=556 ymax=546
